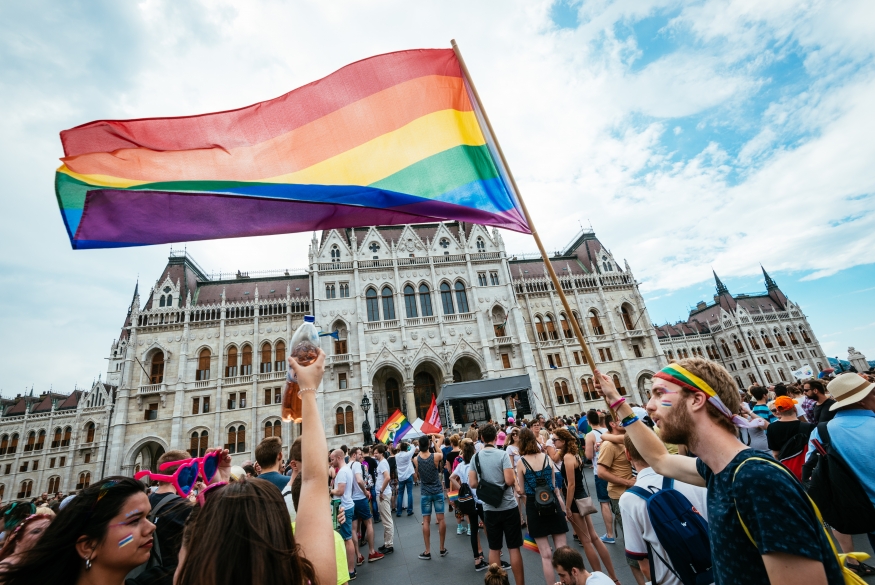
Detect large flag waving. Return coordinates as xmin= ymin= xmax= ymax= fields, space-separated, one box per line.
xmin=420 ymin=395 xmax=443 ymax=434
xmin=375 ymin=409 xmax=413 ymax=447
xmin=56 ymin=48 xmax=530 ymax=249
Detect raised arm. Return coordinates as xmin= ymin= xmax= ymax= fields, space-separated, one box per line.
xmin=288 ymin=349 xmax=336 ymax=585
xmin=596 ymin=371 xmax=705 ymax=487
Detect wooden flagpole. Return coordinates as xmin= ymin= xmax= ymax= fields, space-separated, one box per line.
xmin=451 ymin=39 xmax=614 ymax=415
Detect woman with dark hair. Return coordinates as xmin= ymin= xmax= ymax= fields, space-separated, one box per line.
xmin=176 ymin=479 xmax=318 ymax=585
xmin=449 ymin=439 xmax=499 ymax=572
xmin=0 ymin=513 xmax=53 ymax=566
xmin=176 ymin=347 xmax=335 ymax=585
xmin=551 ymin=428 xmax=618 ymax=583
xmin=0 ymin=476 xmax=156 ymax=585
xmin=516 ymin=428 xmax=568 ymax=584
xmin=504 ymin=428 xmax=526 ymax=527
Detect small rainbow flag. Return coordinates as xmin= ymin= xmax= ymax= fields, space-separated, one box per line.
xmin=447 ymin=490 xmax=459 ymax=502
xmin=375 ymin=409 xmax=413 ymax=447
xmin=522 ymin=533 xmax=539 ymax=553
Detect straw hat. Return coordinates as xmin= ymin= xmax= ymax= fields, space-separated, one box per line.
xmin=828 ymin=373 xmax=875 ymax=411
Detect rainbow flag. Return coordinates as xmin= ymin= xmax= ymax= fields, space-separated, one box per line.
xmin=447 ymin=490 xmax=459 ymax=502
xmin=374 ymin=409 xmax=413 ymax=447
xmin=55 ymin=48 xmax=529 ymax=249
xmin=523 ymin=533 xmax=539 ymax=553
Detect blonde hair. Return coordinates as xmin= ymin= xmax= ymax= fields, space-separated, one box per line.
xmin=675 ymin=357 xmax=741 ymax=433
xmin=484 ymin=563 xmax=509 ymax=585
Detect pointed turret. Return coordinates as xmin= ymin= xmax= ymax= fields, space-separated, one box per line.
xmin=761 ymin=265 xmax=787 ymax=309
xmin=761 ymin=265 xmax=778 ymax=290
xmin=713 ymin=270 xmax=729 ymax=295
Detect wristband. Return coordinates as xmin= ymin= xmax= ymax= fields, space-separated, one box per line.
xmin=620 ymin=415 xmax=639 ymax=428
xmin=609 ymin=397 xmax=626 ymax=410
xmin=298 ymin=387 xmax=317 ymax=398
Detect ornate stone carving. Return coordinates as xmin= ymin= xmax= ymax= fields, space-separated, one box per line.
xmin=449 ymin=327 xmax=456 ymax=336
xmin=428 ymin=330 xmax=435 ymax=338
xmin=465 ymin=326 xmax=473 ymax=335
xmin=411 ymin=332 xmax=419 ymax=340
xmin=371 ymin=336 xmax=379 ymax=345
xmin=389 ymin=334 xmax=397 ymax=343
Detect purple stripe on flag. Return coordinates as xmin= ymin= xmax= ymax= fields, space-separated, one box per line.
xmin=73 ymin=189 xmax=529 ymax=248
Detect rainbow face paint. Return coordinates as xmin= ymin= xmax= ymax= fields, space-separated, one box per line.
xmin=660 ymin=401 xmax=673 ymax=408
xmin=118 ymin=534 xmax=134 ymax=548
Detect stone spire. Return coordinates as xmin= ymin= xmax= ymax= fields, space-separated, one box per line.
xmin=713 ymin=270 xmax=729 ymax=295
xmin=761 ymin=265 xmax=778 ymax=290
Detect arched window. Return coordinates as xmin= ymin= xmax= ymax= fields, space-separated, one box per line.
xmin=274 ymin=341 xmax=286 ymax=372
xmin=386 ymin=378 xmax=402 ymax=413
xmin=76 ymin=473 xmax=90 ymax=490
xmin=801 ymin=328 xmax=812 ymax=343
xmin=454 ymin=281 xmax=469 ymax=313
xmin=761 ymin=331 xmax=773 ymax=348
xmin=225 ymin=426 xmax=245 ymax=454
xmin=534 ymin=316 xmax=547 ymax=341
xmin=47 ymin=476 xmax=60 ymax=494
xmin=554 ymin=381 xmax=573 ymax=404
xmin=440 ymin=283 xmax=455 ymax=315
xmin=733 ymin=337 xmax=745 ymax=354
xmin=589 ymin=311 xmax=605 ymax=335
xmin=734 ymin=376 xmax=744 ymax=388
xmin=0 ymin=435 xmax=7 ymax=455
xmin=345 ymin=406 xmax=354 ymax=435
xmin=404 ymin=285 xmax=418 ymax=318
xmin=9 ymin=433 xmax=18 ymax=454
xmin=747 ymin=333 xmax=760 ymax=350
xmin=366 ymin=288 xmax=380 ymax=322
xmin=775 ymin=329 xmax=786 ymax=346
xmin=190 ymin=430 xmax=209 ymax=457
xmin=196 ymin=348 xmax=211 ymax=380
xmin=612 ymin=374 xmax=627 ymax=396
xmin=36 ymin=430 xmax=45 ymax=451
xmin=159 ymin=295 xmax=166 ymax=307
xmin=260 ymin=342 xmax=273 ymax=373
xmin=226 ymin=346 xmax=238 ymax=377
xmin=559 ymin=313 xmax=572 ymax=339
xmin=85 ymin=422 xmax=95 ymax=443
xmin=778 ymin=368 xmax=787 ymax=381
xmin=621 ymin=305 xmax=634 ymax=330
xmin=19 ymin=480 xmax=34 ymax=499
xmin=62 ymin=427 xmax=71 ymax=447
xmin=325 ymin=284 xmax=336 ymax=299
xmin=765 ymin=370 xmax=774 ymax=384
xmin=167 ymin=295 xmax=173 ymax=307
xmin=381 ymin=286 xmax=396 ymax=320
xmin=787 ymin=327 xmax=799 ymax=345
xmin=241 ymin=345 xmax=252 ymax=375
xmin=748 ymin=373 xmax=757 ymax=385
xmin=265 ymin=420 xmax=282 ymax=439
xmin=25 ymin=431 xmax=35 ymax=452
xmin=150 ymin=351 xmax=165 ymax=384
xmin=414 ymin=372 xmax=436 ymax=419
xmin=418 ymin=284 xmax=433 ymax=317
xmin=720 ymin=341 xmax=731 ymax=357
xmin=582 ymin=378 xmax=598 ymax=401
xmin=545 ymin=314 xmax=558 ymax=340
xmin=331 ymin=245 xmax=340 ymax=262
xmin=336 ymin=406 xmax=355 ymax=435
xmin=476 ymin=237 xmax=485 ymax=250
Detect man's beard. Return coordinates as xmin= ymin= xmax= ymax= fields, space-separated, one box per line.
xmin=658 ymin=398 xmax=697 ymax=447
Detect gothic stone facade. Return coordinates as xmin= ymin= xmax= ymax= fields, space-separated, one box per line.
xmin=655 ymin=269 xmax=828 ymax=388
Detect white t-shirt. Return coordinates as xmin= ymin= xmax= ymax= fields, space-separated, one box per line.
xmin=350 ymin=461 xmax=367 ymax=500
xmin=474 ymin=441 xmax=484 ymax=452
xmin=618 ymin=467 xmax=710 ymax=585
xmin=450 ymin=460 xmax=480 ymax=503
xmin=395 ymin=449 xmax=415 ymax=481
xmin=334 ymin=464 xmax=355 ymax=509
xmin=586 ymin=572 xmax=614 ymax=585
xmin=588 ymin=428 xmax=604 ymax=476
xmin=375 ymin=459 xmax=392 ymax=495
xmin=505 ymin=444 xmax=520 ymax=470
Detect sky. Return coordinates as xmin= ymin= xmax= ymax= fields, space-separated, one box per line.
xmin=0 ymin=0 xmax=873 ymax=397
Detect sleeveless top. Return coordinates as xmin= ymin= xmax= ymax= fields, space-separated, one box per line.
xmin=417 ymin=453 xmax=443 ymax=495
xmin=522 ymin=455 xmax=555 ymax=496
xmin=560 ymin=456 xmax=586 ymax=499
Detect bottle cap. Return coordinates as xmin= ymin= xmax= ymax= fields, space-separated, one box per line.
xmin=304 ymin=315 xmax=315 ymax=323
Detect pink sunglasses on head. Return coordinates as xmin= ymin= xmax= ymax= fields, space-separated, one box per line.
xmin=159 ymin=449 xmax=221 ymax=484
xmin=135 ymin=458 xmax=200 ymax=497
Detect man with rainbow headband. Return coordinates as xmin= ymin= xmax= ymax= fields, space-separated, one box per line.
xmin=596 ymin=357 xmax=845 ymax=585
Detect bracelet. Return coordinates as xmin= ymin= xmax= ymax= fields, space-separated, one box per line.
xmin=298 ymin=387 xmax=317 ymax=398
xmin=609 ymin=397 xmax=626 ymax=410
xmin=620 ymin=415 xmax=639 ymax=428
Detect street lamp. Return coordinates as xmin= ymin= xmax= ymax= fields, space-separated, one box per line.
xmin=361 ymin=394 xmax=372 ymax=445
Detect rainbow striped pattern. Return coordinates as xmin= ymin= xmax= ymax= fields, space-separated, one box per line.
xmin=447 ymin=490 xmax=459 ymax=502
xmin=55 ymin=48 xmax=529 ymax=249
xmin=522 ymin=533 xmax=539 ymax=553
xmin=375 ymin=409 xmax=413 ymax=447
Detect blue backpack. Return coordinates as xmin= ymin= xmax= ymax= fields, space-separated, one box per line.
xmin=627 ymin=477 xmax=713 ymax=585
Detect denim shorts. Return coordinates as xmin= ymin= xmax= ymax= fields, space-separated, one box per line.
xmin=594 ymin=476 xmax=610 ymax=503
xmin=353 ymin=497 xmax=372 ymax=520
xmin=420 ymin=492 xmax=445 ymax=516
xmin=338 ymin=505 xmax=354 ymax=540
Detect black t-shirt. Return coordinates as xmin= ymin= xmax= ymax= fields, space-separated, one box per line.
xmin=813 ymin=399 xmax=837 ymax=424
xmin=128 ymin=492 xmax=193 ymax=585
xmin=364 ymin=456 xmax=379 ymax=483
xmin=766 ymin=420 xmax=813 ymax=453
xmin=388 ymin=455 xmax=397 ymax=480
xmin=696 ymin=450 xmax=843 ymax=585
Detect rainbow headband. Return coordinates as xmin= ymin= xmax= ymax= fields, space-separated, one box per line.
xmin=654 ymin=364 xmax=756 ymax=428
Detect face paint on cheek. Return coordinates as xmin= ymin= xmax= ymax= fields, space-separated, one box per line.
xmin=119 ymin=534 xmax=134 ymax=548
xmin=660 ymin=401 xmax=673 ymax=408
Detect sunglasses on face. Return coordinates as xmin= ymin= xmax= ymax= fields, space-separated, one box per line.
xmin=135 ymin=459 xmax=200 ymax=496
xmin=158 ymin=450 xmax=221 ymax=484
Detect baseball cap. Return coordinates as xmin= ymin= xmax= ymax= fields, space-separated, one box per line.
xmin=773 ymin=396 xmax=797 ymax=412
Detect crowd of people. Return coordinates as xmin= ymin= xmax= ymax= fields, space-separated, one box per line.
xmin=0 ymin=348 xmax=873 ymax=585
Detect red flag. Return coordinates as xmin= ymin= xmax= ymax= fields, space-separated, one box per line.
xmin=420 ymin=395 xmax=443 ymax=434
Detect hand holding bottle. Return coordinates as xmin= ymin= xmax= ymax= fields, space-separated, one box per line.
xmin=289 ymin=348 xmax=326 ymax=391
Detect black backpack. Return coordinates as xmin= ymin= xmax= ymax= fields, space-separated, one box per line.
xmin=521 ymin=455 xmax=556 ymax=516
xmin=126 ymin=494 xmax=188 ymax=585
xmin=807 ymin=422 xmax=875 ymax=534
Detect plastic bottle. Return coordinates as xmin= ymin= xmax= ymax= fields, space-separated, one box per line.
xmin=281 ymin=315 xmax=319 ymax=423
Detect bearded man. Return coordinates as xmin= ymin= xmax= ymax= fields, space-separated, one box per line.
xmin=596 ymin=358 xmax=844 ymax=585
